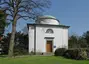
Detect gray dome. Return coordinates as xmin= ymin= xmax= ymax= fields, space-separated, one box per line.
xmin=38 ymin=15 xmax=56 ymax=19
xmin=36 ymin=15 xmax=60 ymax=25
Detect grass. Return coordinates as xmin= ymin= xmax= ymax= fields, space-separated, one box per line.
xmin=0 ymin=55 xmax=89 ymax=64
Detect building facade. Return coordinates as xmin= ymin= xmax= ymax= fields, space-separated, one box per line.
xmin=27 ymin=15 xmax=70 ymax=53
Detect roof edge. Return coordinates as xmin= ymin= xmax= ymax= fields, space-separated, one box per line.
xmin=27 ymin=24 xmax=70 ymax=28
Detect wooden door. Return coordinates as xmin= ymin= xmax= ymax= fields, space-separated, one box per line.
xmin=46 ymin=41 xmax=52 ymax=52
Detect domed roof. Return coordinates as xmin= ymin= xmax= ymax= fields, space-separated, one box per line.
xmin=37 ymin=15 xmax=60 ymax=25
xmin=38 ymin=15 xmax=56 ymax=19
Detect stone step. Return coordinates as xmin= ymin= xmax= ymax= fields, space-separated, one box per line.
xmin=43 ymin=52 xmax=54 ymax=56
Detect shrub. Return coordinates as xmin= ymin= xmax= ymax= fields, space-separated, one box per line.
xmin=80 ymin=50 xmax=87 ymax=60
xmin=14 ymin=48 xmax=28 ymax=56
xmin=64 ymin=48 xmax=88 ymax=60
xmin=54 ymin=48 xmax=66 ymax=56
xmin=54 ymin=48 xmax=89 ymax=60
xmin=86 ymin=49 xmax=89 ymax=58
xmin=64 ymin=49 xmax=79 ymax=59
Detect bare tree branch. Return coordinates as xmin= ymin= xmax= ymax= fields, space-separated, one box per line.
xmin=0 ymin=0 xmax=51 ymax=57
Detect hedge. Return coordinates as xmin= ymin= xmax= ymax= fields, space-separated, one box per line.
xmin=54 ymin=48 xmax=89 ymax=60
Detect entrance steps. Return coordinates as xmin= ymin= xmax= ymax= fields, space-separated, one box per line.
xmin=43 ymin=52 xmax=54 ymax=56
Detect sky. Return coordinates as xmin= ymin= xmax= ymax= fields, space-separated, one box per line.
xmin=7 ymin=0 xmax=89 ymax=36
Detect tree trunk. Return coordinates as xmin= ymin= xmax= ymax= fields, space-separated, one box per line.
xmin=8 ymin=18 xmax=17 ymax=57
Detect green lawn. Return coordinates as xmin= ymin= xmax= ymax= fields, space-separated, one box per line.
xmin=0 ymin=56 xmax=89 ymax=64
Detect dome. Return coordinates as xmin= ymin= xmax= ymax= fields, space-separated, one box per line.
xmin=36 ymin=15 xmax=60 ymax=25
xmin=38 ymin=15 xmax=56 ymax=19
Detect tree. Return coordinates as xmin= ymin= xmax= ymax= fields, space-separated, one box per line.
xmin=83 ymin=31 xmax=89 ymax=47
xmin=69 ymin=34 xmax=87 ymax=48
xmin=78 ymin=37 xmax=87 ymax=48
xmin=0 ymin=0 xmax=51 ymax=57
xmin=14 ymin=32 xmax=28 ymax=55
xmin=1 ymin=32 xmax=28 ymax=55
xmin=68 ymin=35 xmax=79 ymax=48
xmin=0 ymin=10 xmax=6 ymax=37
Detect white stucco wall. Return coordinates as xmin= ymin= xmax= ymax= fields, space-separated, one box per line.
xmin=28 ymin=25 xmax=68 ymax=53
xmin=28 ymin=26 xmax=35 ymax=52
